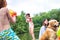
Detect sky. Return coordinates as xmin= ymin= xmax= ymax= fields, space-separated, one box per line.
xmin=6 ymin=0 xmax=60 ymax=17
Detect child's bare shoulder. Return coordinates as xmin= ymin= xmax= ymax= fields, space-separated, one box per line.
xmin=1 ymin=7 xmax=9 ymax=13
xmin=1 ymin=7 xmax=8 ymax=11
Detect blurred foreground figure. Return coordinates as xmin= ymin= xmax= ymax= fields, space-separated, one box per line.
xmin=0 ymin=0 xmax=20 ymax=40
xmin=57 ymin=25 xmax=60 ymax=40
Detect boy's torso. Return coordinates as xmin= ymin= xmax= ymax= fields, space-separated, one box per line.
xmin=0 ymin=7 xmax=10 ymax=32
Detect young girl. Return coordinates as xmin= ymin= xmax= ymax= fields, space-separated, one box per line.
xmin=0 ymin=0 xmax=20 ymax=40
xmin=39 ymin=19 xmax=48 ymax=40
xmin=26 ymin=13 xmax=35 ymax=40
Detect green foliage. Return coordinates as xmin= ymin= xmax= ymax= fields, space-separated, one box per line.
xmin=11 ymin=8 xmax=60 ymax=40
xmin=11 ymin=11 xmax=29 ymax=34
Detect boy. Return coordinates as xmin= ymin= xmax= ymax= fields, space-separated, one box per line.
xmin=0 ymin=0 xmax=20 ymax=40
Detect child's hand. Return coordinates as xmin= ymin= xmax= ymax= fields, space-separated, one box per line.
xmin=9 ymin=9 xmax=17 ymax=23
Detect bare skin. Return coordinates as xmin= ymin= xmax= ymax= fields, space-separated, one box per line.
xmin=0 ymin=7 xmax=16 ymax=32
xmin=26 ymin=16 xmax=35 ymax=40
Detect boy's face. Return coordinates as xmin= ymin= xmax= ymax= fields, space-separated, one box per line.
xmin=26 ymin=15 xmax=29 ymax=18
xmin=26 ymin=15 xmax=30 ymax=22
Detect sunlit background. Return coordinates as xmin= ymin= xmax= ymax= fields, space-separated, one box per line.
xmin=6 ymin=0 xmax=60 ymax=17
xmin=6 ymin=0 xmax=60 ymax=40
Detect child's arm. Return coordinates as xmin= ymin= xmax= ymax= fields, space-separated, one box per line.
xmin=6 ymin=8 xmax=16 ymax=23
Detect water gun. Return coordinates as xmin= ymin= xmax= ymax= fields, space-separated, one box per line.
xmin=9 ymin=9 xmax=17 ymax=17
xmin=57 ymin=26 xmax=60 ymax=40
